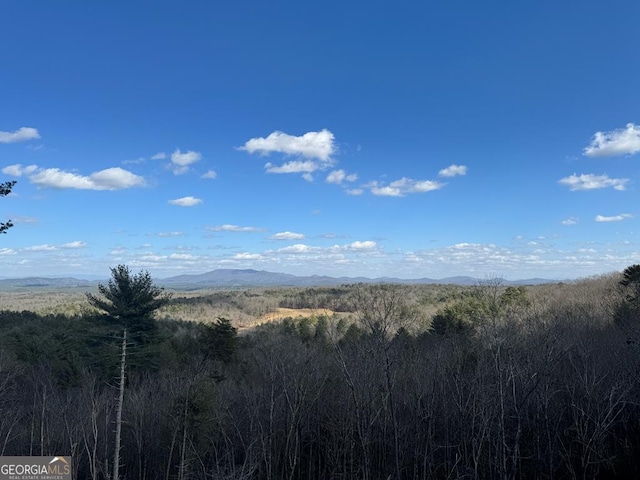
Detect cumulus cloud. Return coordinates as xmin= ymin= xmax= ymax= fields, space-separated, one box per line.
xmin=558 ymin=173 xmax=629 ymax=191
xmin=0 ymin=127 xmax=40 ymax=143
xmin=584 ymin=123 xmax=640 ymax=157
xmin=168 ymin=196 xmax=203 ymax=207
xmin=369 ymin=177 xmax=444 ymax=196
xmin=326 ymin=169 xmax=358 ymax=184
xmin=157 ymin=231 xmax=184 ymax=237
xmin=168 ymin=253 xmax=198 ymax=260
xmin=2 ymin=164 xmax=145 ymax=190
xmin=2 ymin=164 xmax=38 ymax=177
xmin=276 ymin=240 xmax=377 ymax=255
xmin=151 ymin=152 xmax=167 ymax=160
xmin=345 ymin=240 xmax=377 ymax=251
xmin=233 ymin=252 xmax=264 ymax=260
xmin=240 ymin=129 xmax=335 ymax=162
xmin=346 ymin=188 xmax=364 ymax=195
xmin=207 ymin=224 xmax=265 ymax=233
xmin=265 ymin=160 xmax=318 ymax=174
xmin=61 ymin=241 xmax=87 ymax=249
xmin=277 ymin=244 xmax=316 ymax=254
xmin=270 ymin=231 xmax=306 ymax=241
xmin=201 ymin=170 xmax=217 ymax=179
xmin=562 ymin=217 xmax=578 ymax=225
xmin=170 ymin=149 xmax=202 ymax=175
xmin=25 ymin=244 xmax=58 ymax=252
xmin=439 ymin=164 xmax=467 ymax=177
xmin=241 ymin=130 xmax=337 ymax=180
xmin=595 ymin=213 xmax=633 ymax=222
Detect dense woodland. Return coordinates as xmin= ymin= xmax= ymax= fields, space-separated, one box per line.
xmin=1 ymin=268 xmax=640 ymax=479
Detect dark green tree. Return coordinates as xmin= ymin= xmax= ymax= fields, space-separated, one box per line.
xmin=615 ymin=264 xmax=640 ymax=344
xmin=1 ymin=180 xmax=16 ymax=235
xmin=199 ymin=317 xmax=237 ymax=363
xmin=431 ymin=296 xmax=489 ymax=335
xmin=86 ymin=265 xmax=171 ymax=339
xmin=86 ymin=265 xmax=171 ymax=480
xmin=620 ymin=264 xmax=640 ymax=300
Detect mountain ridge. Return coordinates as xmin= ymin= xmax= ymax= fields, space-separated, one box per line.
xmin=0 ymin=269 xmax=561 ymax=291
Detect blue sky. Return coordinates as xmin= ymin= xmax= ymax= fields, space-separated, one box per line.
xmin=2 ymin=1 xmax=640 ymax=280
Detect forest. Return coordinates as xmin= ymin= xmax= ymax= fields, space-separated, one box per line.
xmin=1 ymin=266 xmax=640 ymax=480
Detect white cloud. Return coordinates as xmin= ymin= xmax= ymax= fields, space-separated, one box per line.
xmin=558 ymin=173 xmax=629 ymax=191
xmin=207 ymin=224 xmax=265 ymax=233
xmin=2 ymin=164 xmax=26 ymax=176
xmin=89 ymin=168 xmax=145 ymax=190
xmin=595 ymin=213 xmax=633 ymax=222
xmin=157 ymin=231 xmax=184 ymax=237
xmin=25 ymin=244 xmax=58 ymax=252
xmin=233 ymin=252 xmax=264 ymax=260
xmin=326 ymin=169 xmax=358 ymax=184
xmin=584 ymin=123 xmax=640 ymax=157
xmin=412 ymin=180 xmax=444 ymax=192
xmin=2 ymin=164 xmax=38 ymax=177
xmin=276 ymin=240 xmax=377 ymax=255
xmin=346 ymin=188 xmax=364 ymax=195
xmin=61 ymin=241 xmax=87 ymax=249
xmin=265 ymin=160 xmax=319 ymax=174
xmin=345 ymin=241 xmax=377 ymax=251
xmin=140 ymin=254 xmax=167 ymax=262
xmin=302 ymin=173 xmax=314 ymax=182
xmin=0 ymin=127 xmax=40 ymax=143
xmin=3 ymin=164 xmax=145 ymax=190
xmin=201 ymin=170 xmax=217 ymax=179
xmin=170 ymin=149 xmax=202 ymax=175
xmin=371 ymin=185 xmax=403 ymax=197
xmin=270 ymin=231 xmax=306 ymax=241
xmin=0 ymin=248 xmax=17 ymax=255
xmin=168 ymin=196 xmax=203 ymax=207
xmin=562 ymin=217 xmax=578 ymax=225
xmin=278 ymin=244 xmax=315 ymax=254
xmin=369 ymin=177 xmax=444 ymax=196
xmin=169 ymin=253 xmax=198 ymax=260
xmin=240 ymin=129 xmax=335 ymax=162
xmin=439 ymin=164 xmax=467 ymax=177
xmin=151 ymin=152 xmax=167 ymax=160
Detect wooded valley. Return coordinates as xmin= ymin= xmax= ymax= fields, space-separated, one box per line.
xmin=1 ymin=269 xmax=640 ymax=479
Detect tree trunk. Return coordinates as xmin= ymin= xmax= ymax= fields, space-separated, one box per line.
xmin=113 ymin=328 xmax=127 ymax=480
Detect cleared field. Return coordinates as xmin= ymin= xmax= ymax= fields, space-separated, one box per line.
xmin=243 ymin=307 xmax=348 ymax=330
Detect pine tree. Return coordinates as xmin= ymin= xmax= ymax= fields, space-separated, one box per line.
xmin=86 ymin=265 xmax=171 ymax=480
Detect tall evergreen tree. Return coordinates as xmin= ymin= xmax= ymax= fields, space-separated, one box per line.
xmin=86 ymin=264 xmax=171 ymax=480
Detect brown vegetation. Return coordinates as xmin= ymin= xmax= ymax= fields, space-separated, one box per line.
xmin=2 ymin=273 xmax=640 ymax=478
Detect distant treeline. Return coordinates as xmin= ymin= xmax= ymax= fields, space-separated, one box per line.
xmin=1 ymin=274 xmax=640 ymax=479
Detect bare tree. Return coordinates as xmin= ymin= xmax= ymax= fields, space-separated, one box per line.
xmin=349 ymin=284 xmax=420 ymax=480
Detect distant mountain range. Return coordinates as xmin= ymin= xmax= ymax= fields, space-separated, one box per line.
xmin=0 ymin=269 xmax=560 ymax=291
